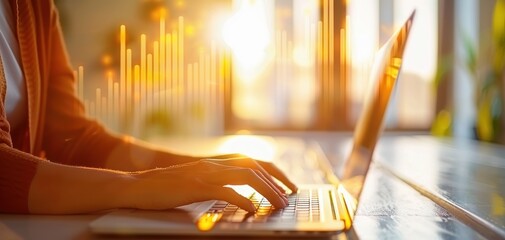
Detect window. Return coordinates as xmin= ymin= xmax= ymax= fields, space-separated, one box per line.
xmin=56 ymin=0 xmax=438 ymax=137
xmin=226 ymin=0 xmax=438 ymax=131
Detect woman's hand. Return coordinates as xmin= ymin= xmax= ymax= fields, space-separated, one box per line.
xmin=28 ymin=151 xmax=297 ymax=214
xmin=203 ymin=153 xmax=298 ymax=194
xmin=124 ymin=159 xmax=295 ymax=212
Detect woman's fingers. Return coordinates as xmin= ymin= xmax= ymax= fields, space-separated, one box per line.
xmin=178 ymin=161 xmax=288 ymax=208
xmin=209 ymin=157 xmax=298 ymax=194
xmin=246 ymin=160 xmax=289 ymax=195
xmin=203 ymin=185 xmax=256 ymax=212
xmin=154 ymin=158 xmax=296 ymax=211
xmin=223 ymin=158 xmax=287 ymax=198
xmin=257 ymin=161 xmax=298 ymax=193
xmin=250 ymin=169 xmax=288 ymax=204
xmin=204 ymin=168 xmax=287 ymax=209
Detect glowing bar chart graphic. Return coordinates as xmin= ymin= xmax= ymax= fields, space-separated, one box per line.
xmin=75 ymin=13 xmax=232 ymax=136
xmin=75 ymin=0 xmax=351 ymax=135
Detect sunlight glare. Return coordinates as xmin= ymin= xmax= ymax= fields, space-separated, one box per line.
xmin=222 ymin=0 xmax=270 ymax=71
xmin=218 ymin=135 xmax=276 ymax=161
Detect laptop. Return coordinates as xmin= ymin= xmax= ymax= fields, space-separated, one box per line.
xmin=89 ymin=11 xmax=415 ymax=236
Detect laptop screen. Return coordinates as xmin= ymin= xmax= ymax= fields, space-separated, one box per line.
xmin=341 ymin=11 xmax=415 ymax=199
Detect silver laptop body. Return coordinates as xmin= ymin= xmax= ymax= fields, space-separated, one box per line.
xmin=89 ymin=11 xmax=415 ymax=237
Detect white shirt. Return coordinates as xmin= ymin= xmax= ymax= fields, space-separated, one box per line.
xmin=0 ymin=0 xmax=27 ymax=132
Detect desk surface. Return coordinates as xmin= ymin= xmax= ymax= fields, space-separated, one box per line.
xmin=0 ymin=134 xmax=497 ymax=239
xmin=374 ymin=136 xmax=505 ymax=239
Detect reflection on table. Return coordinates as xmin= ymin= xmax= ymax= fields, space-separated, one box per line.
xmin=374 ymin=135 xmax=505 ymax=239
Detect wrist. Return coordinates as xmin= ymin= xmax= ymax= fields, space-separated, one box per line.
xmin=110 ymin=172 xmax=138 ymax=209
xmin=153 ymin=153 xmax=199 ymax=168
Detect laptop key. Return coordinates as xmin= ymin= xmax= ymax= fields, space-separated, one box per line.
xmin=205 ymin=189 xmax=322 ymax=224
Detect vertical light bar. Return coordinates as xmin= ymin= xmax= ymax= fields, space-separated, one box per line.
xmin=310 ymin=22 xmax=316 ymax=61
xmin=282 ymin=30 xmax=288 ymax=112
xmin=205 ymin=54 xmax=211 ymax=130
xmin=126 ymin=49 xmax=132 ymax=122
xmin=344 ymin=15 xmax=353 ymax=99
xmin=147 ymin=53 xmax=153 ymax=116
xmin=140 ymin=34 xmax=147 ymax=121
xmin=224 ymin=49 xmax=231 ymax=127
xmin=323 ymin=0 xmax=329 ymax=119
xmin=120 ymin=25 xmax=126 ymax=123
xmin=193 ymin=62 xmax=199 ymax=113
xmin=198 ymin=49 xmax=204 ymax=117
xmin=288 ymin=40 xmax=293 ymax=94
xmin=166 ymin=33 xmax=172 ymax=110
xmin=317 ymin=20 xmax=324 ymax=124
xmin=107 ymin=72 xmax=113 ymax=127
xmin=134 ymin=65 xmax=140 ymax=111
xmin=160 ymin=12 xmax=166 ymax=114
xmin=340 ymin=27 xmax=346 ymax=114
xmin=134 ymin=65 xmax=141 ymax=132
xmin=172 ymin=31 xmax=178 ymax=90
xmin=153 ymin=41 xmax=160 ymax=112
xmin=275 ymin=30 xmax=281 ymax=103
xmin=177 ymin=15 xmax=184 ymax=127
xmin=178 ymin=17 xmax=184 ymax=94
xmin=217 ymin=48 xmax=224 ymax=129
xmin=205 ymin=54 xmax=210 ymax=99
xmin=317 ymin=20 xmax=323 ymax=89
xmin=329 ymin=0 xmax=335 ymax=111
xmin=211 ymin=41 xmax=217 ymax=128
xmin=113 ymin=82 xmax=119 ymax=130
xmin=187 ymin=64 xmax=193 ymax=118
xmin=305 ymin=16 xmax=310 ymax=64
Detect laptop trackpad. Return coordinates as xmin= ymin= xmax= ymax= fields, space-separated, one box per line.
xmin=90 ymin=201 xmax=215 ymax=234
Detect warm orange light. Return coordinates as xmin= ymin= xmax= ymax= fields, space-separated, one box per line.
xmin=218 ymin=135 xmax=276 ymax=162
xmin=196 ymin=211 xmax=222 ymax=232
xmin=176 ymin=0 xmax=185 ymax=8
xmin=222 ymin=0 xmax=270 ymax=70
xmin=101 ymin=54 xmax=112 ymax=66
xmin=185 ymin=25 xmax=195 ymax=37
xmin=151 ymin=7 xmax=168 ymax=21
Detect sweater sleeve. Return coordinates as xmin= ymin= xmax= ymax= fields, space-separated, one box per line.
xmin=0 ymin=56 xmax=38 ymax=214
xmin=41 ymin=2 xmax=127 ymax=168
xmin=0 ymin=144 xmax=39 ymax=213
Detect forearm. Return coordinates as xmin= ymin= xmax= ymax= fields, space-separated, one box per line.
xmin=28 ymin=160 xmax=133 ymax=214
xmin=27 ymin=147 xmax=296 ymax=214
xmin=104 ymin=137 xmax=198 ymax=172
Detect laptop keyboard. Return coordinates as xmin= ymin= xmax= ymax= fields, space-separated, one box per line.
xmin=206 ymin=189 xmax=320 ymax=223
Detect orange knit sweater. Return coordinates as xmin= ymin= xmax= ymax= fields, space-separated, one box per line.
xmin=0 ymin=0 xmax=125 ymax=213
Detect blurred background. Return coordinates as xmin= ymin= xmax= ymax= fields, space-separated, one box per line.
xmin=54 ymin=0 xmax=505 ymax=144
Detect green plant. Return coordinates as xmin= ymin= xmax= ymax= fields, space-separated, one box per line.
xmin=474 ymin=0 xmax=505 ymax=142
xmin=432 ymin=0 xmax=505 ymax=143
